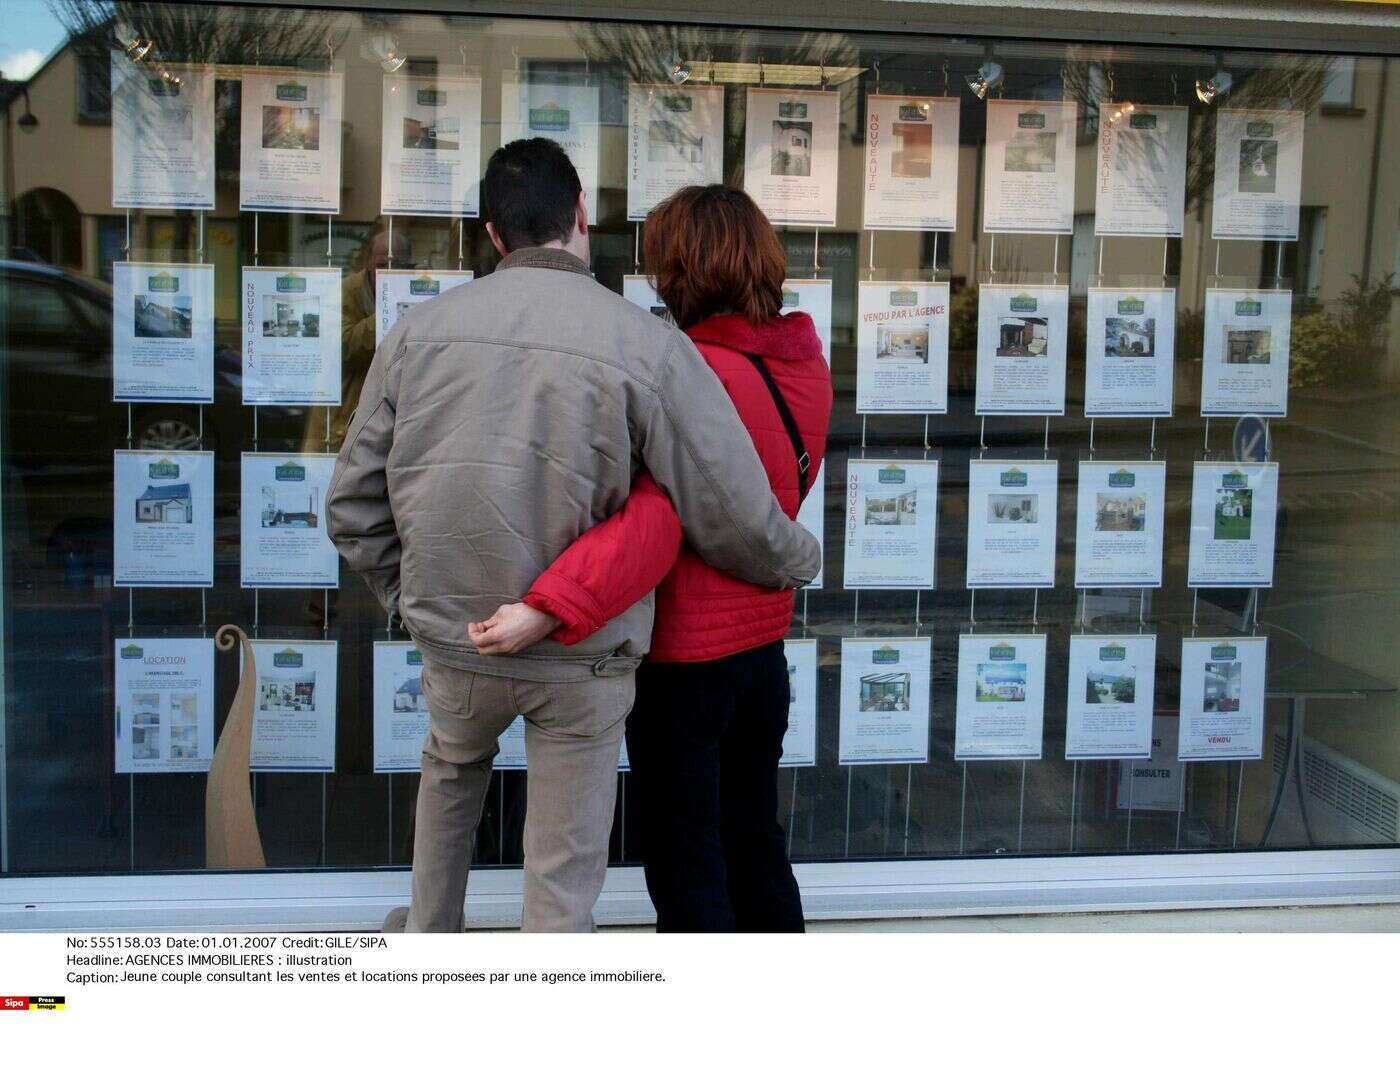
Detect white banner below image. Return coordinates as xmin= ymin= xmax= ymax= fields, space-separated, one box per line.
xmin=966 ymin=458 xmax=1058 ymax=589
xmin=627 ymin=83 xmax=725 ymax=221
xmin=975 ymin=284 xmax=1070 ymax=416
xmin=856 ymin=281 xmax=950 ymax=414
xmin=113 ymin=449 xmax=215 ymax=588
xmin=862 ymin=95 xmax=960 ymax=231
xmin=501 ymin=72 xmax=601 ymax=223
xmin=838 ymin=637 xmax=931 ymax=765
xmin=113 ymin=262 xmax=215 ymax=403
xmin=1212 ymin=109 xmax=1305 ymax=241
xmin=380 ymin=73 xmax=483 ymax=217
xmin=249 ymin=640 xmax=338 ymax=772
xmin=1178 ymin=636 xmax=1268 ymax=761
xmin=114 ymin=637 xmax=216 ymax=774
xmin=241 ymin=267 xmax=343 ymax=405
xmin=1200 ymin=288 xmax=1293 ymax=417
xmin=1187 ymin=461 xmax=1279 ymax=589
xmin=1094 ymin=103 xmax=1189 ymax=237
xmin=982 ymin=98 xmax=1078 ymax=234
xmin=1064 ymin=634 xmax=1157 ymax=761
xmin=111 ymin=53 xmax=216 ymax=210
xmin=744 ymin=88 xmax=840 ymax=226
xmin=843 ymin=459 xmax=939 ymax=590
xmin=375 ymin=268 xmax=475 ymax=344
xmin=239 ymin=68 xmax=344 ymax=213
xmin=955 ymin=633 xmax=1047 ymax=761
xmin=240 ymin=453 xmax=340 ymax=589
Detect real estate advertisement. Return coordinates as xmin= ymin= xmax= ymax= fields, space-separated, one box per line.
xmin=375 ymin=268 xmax=474 ymax=344
xmin=1117 ymin=714 xmax=1185 ymax=811
xmin=982 ymin=99 xmax=1078 ymax=234
xmin=1211 ymin=109 xmax=1304 ymax=241
xmin=1187 ymin=461 xmax=1280 ymax=588
xmin=240 ymin=453 xmax=340 ymax=588
xmin=1074 ymin=461 xmax=1167 ymax=589
xmin=781 ymin=639 xmax=819 ymax=768
xmin=862 ymin=95 xmax=960 ymax=231
xmin=1084 ymin=287 xmax=1177 ymax=417
xmin=856 ymin=281 xmax=950 ymax=414
xmin=843 ymin=459 xmax=939 ymax=589
xmin=622 ymin=274 xmax=674 ymax=324
xmin=797 ymin=460 xmax=826 ymax=589
xmin=112 ymin=262 xmax=215 ymax=402
xmin=1178 ymin=636 xmax=1268 ymax=761
xmin=501 ymin=72 xmax=600 ymax=220
xmin=1093 ymin=103 xmax=1189 ymax=237
xmin=627 ymin=83 xmax=725 ymax=221
xmin=782 ymin=278 xmax=833 ymax=364
xmin=380 ymin=73 xmax=483 ymax=217
xmin=744 ymin=88 xmax=840 ymax=227
xmin=1064 ymin=634 xmax=1157 ymax=760
xmin=111 ymin=53 xmax=216 ymax=209
xmin=238 ymin=69 xmax=344 ymax=213
xmin=249 ymin=640 xmax=338 ymax=772
xmin=1200 ymin=288 xmax=1293 ymax=417
xmin=954 ymin=633 xmax=1048 ymax=760
xmin=975 ymin=284 xmax=1070 ymax=415
xmin=838 ymin=636 xmax=932 ymax=765
xmin=114 ymin=637 xmax=216 ymax=774
xmin=965 ymin=459 xmax=1058 ymax=589
xmin=113 ymin=450 xmax=215 ymax=588
xmin=241 ymin=266 xmax=343 ymax=405
xmin=372 ymin=642 xmax=431 ymax=773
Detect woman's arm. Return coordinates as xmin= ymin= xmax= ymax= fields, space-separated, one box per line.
xmin=469 ymin=472 xmax=683 ymax=653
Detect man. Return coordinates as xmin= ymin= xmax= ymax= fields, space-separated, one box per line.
xmin=326 ymin=139 xmax=820 ymax=933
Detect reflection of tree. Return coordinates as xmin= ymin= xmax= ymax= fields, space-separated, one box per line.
xmin=572 ymin=23 xmax=858 ymax=185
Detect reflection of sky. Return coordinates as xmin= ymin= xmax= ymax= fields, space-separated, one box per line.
xmin=2 ymin=0 xmax=67 ymax=80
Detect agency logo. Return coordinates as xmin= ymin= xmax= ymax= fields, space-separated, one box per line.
xmin=1 ymin=996 xmax=65 ymax=1011
xmin=1246 ymin=120 xmax=1273 ymax=139
xmin=999 ymin=467 xmax=1028 ymax=488
xmin=120 ymin=644 xmax=145 ymax=660
xmin=1009 ymin=293 xmax=1038 ymax=313
xmin=1100 ymin=643 xmax=1127 ymax=662
xmin=989 ymin=643 xmax=1017 ymax=661
xmin=147 ymin=271 xmax=180 ymax=293
xmin=416 ymin=88 xmax=447 ymax=107
xmin=407 ymin=649 xmax=423 ymax=666
xmin=274 ymin=461 xmax=307 ymax=482
xmin=872 ymin=646 xmax=900 ymax=665
xmin=1117 ymin=297 xmax=1146 ymax=315
xmin=1017 ymin=111 xmax=1046 ymax=129
xmin=781 ymin=288 xmax=800 ymax=308
xmin=889 ymin=287 xmax=918 ymax=307
xmin=1129 ymin=112 xmax=1158 ymax=130
xmin=275 ymin=273 xmax=307 ymax=294
xmin=878 ymin=464 xmax=907 ymax=485
xmin=272 ymin=648 xmax=304 ymax=669
xmin=408 ymin=275 xmax=440 ymax=296
xmin=528 ymin=102 xmax=570 ymax=131
xmin=1108 ymin=468 xmax=1136 ymax=488
xmin=1221 ymin=469 xmax=1248 ymax=490
xmin=1234 ymin=299 xmax=1262 ymax=317
xmin=661 ymin=94 xmax=692 ymax=113
xmin=275 ymin=82 xmax=308 ymax=102
xmin=148 ymin=458 xmax=181 ymax=480
xmin=898 ymin=102 xmax=929 ymax=122
xmin=1211 ymin=644 xmax=1238 ymax=661
xmin=778 ymin=100 xmax=809 ymax=120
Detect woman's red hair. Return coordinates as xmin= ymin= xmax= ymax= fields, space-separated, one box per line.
xmin=643 ymin=185 xmax=786 ymax=329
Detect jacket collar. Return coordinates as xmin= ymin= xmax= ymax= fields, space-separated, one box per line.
xmin=687 ymin=311 xmax=824 ymax=363
xmin=497 ymin=246 xmax=592 ymax=277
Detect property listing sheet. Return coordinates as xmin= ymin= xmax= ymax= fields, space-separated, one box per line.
xmin=955 ymin=633 xmax=1048 ymax=760
xmin=242 ymin=266 xmax=343 ymax=405
xmin=966 ymin=459 xmax=1058 ymax=589
xmin=982 ymin=99 xmax=1078 ymax=234
xmin=1084 ymin=287 xmax=1176 ymax=417
xmin=239 ymin=69 xmax=343 ymax=213
xmin=1212 ymin=109 xmax=1304 ymax=241
xmin=744 ymin=88 xmax=840 ymax=226
xmin=249 ymin=640 xmax=338 ymax=772
xmin=1117 ymin=715 xmax=1186 ymax=810
xmin=114 ymin=637 xmax=216 ymax=773
xmin=111 ymin=54 xmax=216 ymax=209
xmin=627 ymin=83 xmax=725 ymax=221
xmin=781 ymin=639 xmax=819 ymax=768
xmin=113 ymin=262 xmax=215 ymax=402
xmin=843 ymin=459 xmax=939 ymax=590
xmin=856 ymin=281 xmax=950 ymax=414
xmin=240 ymin=453 xmax=340 ymax=588
xmin=1187 ymin=461 xmax=1279 ymax=588
xmin=1178 ymin=636 xmax=1268 ymax=761
xmin=1200 ymin=288 xmax=1292 ymax=417
xmin=1064 ymin=634 xmax=1157 ymax=760
xmin=838 ymin=637 xmax=932 ymax=765
xmin=501 ymin=72 xmax=600 ymax=220
xmin=797 ymin=460 xmax=826 ymax=589
xmin=1093 ymin=103 xmax=1189 ymax=237
xmin=375 ymin=268 xmax=474 ymax=344
xmin=380 ymin=73 xmax=483 ymax=217
xmin=975 ymin=284 xmax=1069 ymax=415
xmin=1074 ymin=460 xmax=1167 ymax=589
xmin=113 ymin=450 xmax=214 ymax=588
xmin=862 ymin=95 xmax=960 ymax=231
xmin=372 ymin=642 xmax=430 ymax=773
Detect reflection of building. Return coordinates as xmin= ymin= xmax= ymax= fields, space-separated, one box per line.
xmin=135 ymin=482 xmax=192 ymax=523
xmin=860 ymin=671 xmax=911 ymax=711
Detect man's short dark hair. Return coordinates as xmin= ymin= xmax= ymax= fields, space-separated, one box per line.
xmin=482 ymin=138 xmax=583 ymax=252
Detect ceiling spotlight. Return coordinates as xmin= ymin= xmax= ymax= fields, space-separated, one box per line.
xmin=1195 ymin=68 xmax=1233 ymax=105
xmin=967 ymin=60 xmax=1004 ymax=101
xmin=664 ymin=53 xmax=691 ymax=85
xmin=123 ymin=36 xmax=154 ymax=63
xmin=362 ymin=33 xmax=406 ymax=73
xmin=159 ymin=68 xmax=183 ymax=89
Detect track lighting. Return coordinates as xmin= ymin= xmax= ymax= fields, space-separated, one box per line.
xmin=363 ymin=33 xmax=406 ymax=73
xmin=123 ymin=36 xmax=154 ymax=63
xmin=1195 ymin=66 xmax=1232 ymax=105
xmin=967 ymin=59 xmax=1004 ymax=101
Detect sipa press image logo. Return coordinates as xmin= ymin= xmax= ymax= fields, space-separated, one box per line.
xmin=2 ymin=995 xmax=66 ymax=1011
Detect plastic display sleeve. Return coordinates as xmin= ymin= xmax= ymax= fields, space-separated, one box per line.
xmin=525 ymin=472 xmax=682 ymax=645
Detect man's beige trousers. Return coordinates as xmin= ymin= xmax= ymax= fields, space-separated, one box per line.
xmin=405 ymin=656 xmax=634 ymax=933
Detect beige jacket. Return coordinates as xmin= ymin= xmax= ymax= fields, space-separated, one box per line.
xmin=326 ymin=247 xmax=820 ymax=681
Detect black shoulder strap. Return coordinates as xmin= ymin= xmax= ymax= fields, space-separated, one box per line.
xmin=741 ymin=352 xmax=811 ymax=501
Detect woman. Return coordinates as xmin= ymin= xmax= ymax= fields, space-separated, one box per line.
xmin=470 ymin=185 xmax=832 ymax=932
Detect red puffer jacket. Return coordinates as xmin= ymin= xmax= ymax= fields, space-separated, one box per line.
xmin=524 ymin=311 xmax=832 ymax=662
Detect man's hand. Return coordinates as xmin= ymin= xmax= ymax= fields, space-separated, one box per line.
xmin=468 ymin=603 xmax=560 ymax=656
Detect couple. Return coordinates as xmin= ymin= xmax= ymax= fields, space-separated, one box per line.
xmin=326 ymin=138 xmax=833 ymax=933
